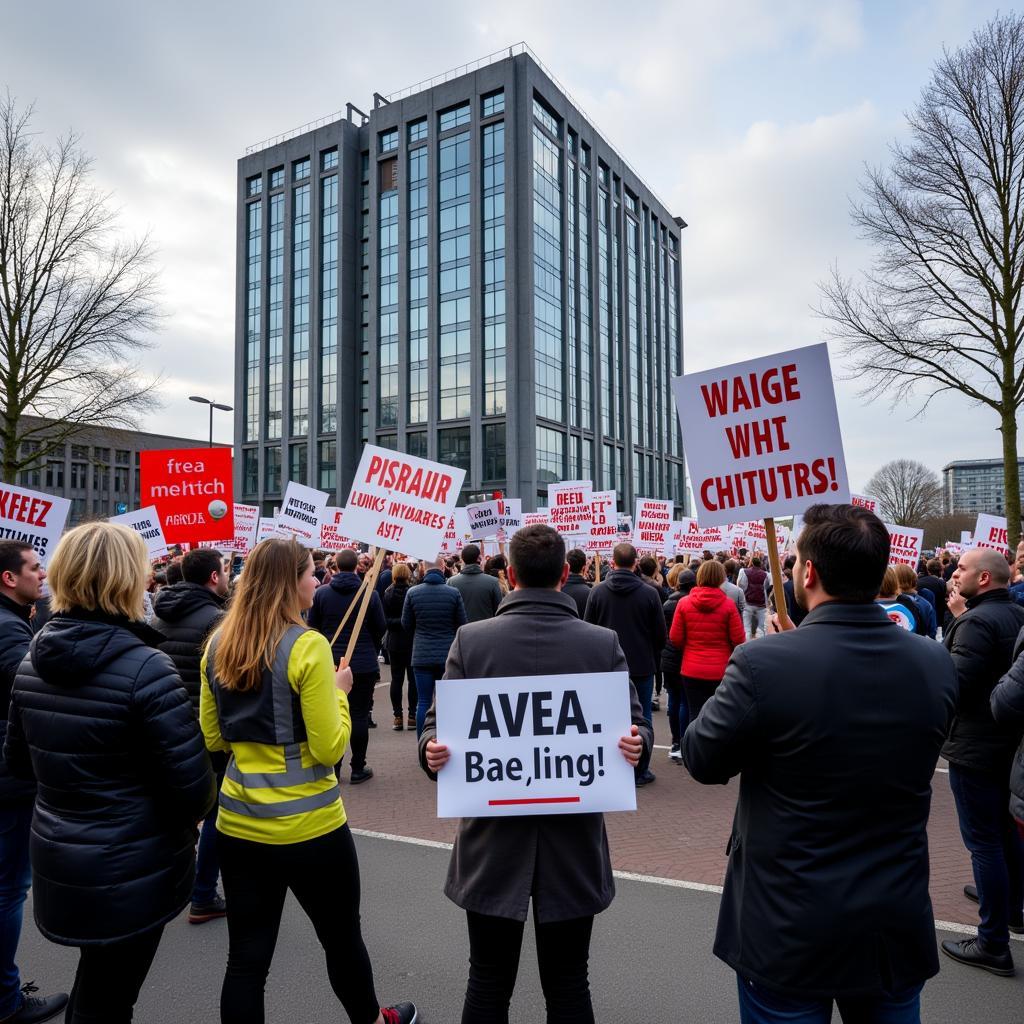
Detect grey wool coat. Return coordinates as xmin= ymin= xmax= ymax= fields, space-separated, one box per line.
xmin=418 ymin=587 xmax=653 ymax=923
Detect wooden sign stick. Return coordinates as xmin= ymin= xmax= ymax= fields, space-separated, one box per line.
xmin=343 ymin=546 xmax=387 ymax=665
xmin=329 ymin=570 xmax=371 ymax=649
xmin=594 ymin=556 xmax=601 ymax=583
xmin=763 ymin=517 xmax=791 ymax=630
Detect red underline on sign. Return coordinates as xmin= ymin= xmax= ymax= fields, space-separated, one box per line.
xmin=488 ymin=796 xmax=581 ymax=806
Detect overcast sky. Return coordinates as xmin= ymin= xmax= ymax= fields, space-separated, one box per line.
xmin=4 ymin=0 xmax=1016 ymax=490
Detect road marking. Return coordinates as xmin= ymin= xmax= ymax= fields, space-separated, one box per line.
xmin=351 ymin=828 xmax=1019 ymax=939
xmin=655 ymin=745 xmax=951 ymax=775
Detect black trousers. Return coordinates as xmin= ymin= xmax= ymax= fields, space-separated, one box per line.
xmin=388 ymin=643 xmax=416 ymax=717
xmin=217 ymin=825 xmax=379 ymax=1024
xmin=462 ymin=909 xmax=594 ymax=1024
xmin=348 ymin=671 xmax=379 ymax=772
xmin=65 ymin=924 xmax=164 ymax=1024
xmin=680 ymin=675 xmax=719 ymax=723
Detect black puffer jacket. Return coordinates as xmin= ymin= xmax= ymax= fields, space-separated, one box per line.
xmin=660 ymin=591 xmax=684 ymax=677
xmin=990 ymin=626 xmax=1024 ymax=821
xmin=383 ymin=580 xmax=412 ymax=654
xmin=4 ymin=610 xmax=216 ymax=946
xmin=942 ymin=589 xmax=1024 ymax=777
xmin=0 ymin=594 xmax=35 ymax=804
xmin=150 ymin=583 xmax=225 ymax=713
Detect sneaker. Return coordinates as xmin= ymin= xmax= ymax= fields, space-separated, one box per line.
xmin=941 ymin=937 xmax=1015 ymax=976
xmin=380 ymin=1003 xmax=418 ymax=1024
xmin=188 ymin=894 xmax=227 ymax=924
xmin=368 ymin=716 xmax=377 ymax=729
xmin=668 ymin=743 xmax=682 ymax=762
xmin=392 ymin=715 xmax=404 ymax=731
xmin=963 ymin=885 xmax=1024 ymax=933
xmin=407 ymin=714 xmax=416 ymax=730
xmin=351 ymin=767 xmax=374 ymax=785
xmin=635 ymin=770 xmax=656 ymax=787
xmin=1 ymin=984 xmax=68 ymax=1023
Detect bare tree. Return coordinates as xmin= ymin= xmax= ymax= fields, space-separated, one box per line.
xmin=865 ymin=459 xmax=944 ymax=525
xmin=819 ymin=13 xmax=1024 ymax=548
xmin=920 ymin=511 xmax=976 ymax=550
xmin=0 ymin=93 xmax=161 ymax=483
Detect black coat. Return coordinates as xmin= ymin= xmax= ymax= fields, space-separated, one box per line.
xmin=383 ymin=580 xmax=412 ymax=654
xmin=0 ymin=594 xmax=35 ymax=804
xmin=660 ymin=591 xmax=683 ymax=677
xmin=150 ymin=583 xmax=225 ymax=714
xmin=682 ymin=601 xmax=957 ymax=998
xmin=5 ymin=610 xmax=216 ymax=946
xmin=942 ymin=589 xmax=1024 ymax=777
xmin=418 ymin=588 xmax=652 ymax=924
xmin=991 ymin=626 xmax=1024 ymax=821
xmin=917 ymin=574 xmax=947 ymax=623
xmin=584 ymin=569 xmax=666 ymax=677
xmin=308 ymin=571 xmax=386 ymax=675
xmin=562 ymin=573 xmax=592 ymax=619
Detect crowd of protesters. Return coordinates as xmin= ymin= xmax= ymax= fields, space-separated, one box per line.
xmin=2 ymin=507 xmax=1024 ymax=1021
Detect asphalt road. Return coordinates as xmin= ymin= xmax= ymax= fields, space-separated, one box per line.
xmin=15 ymin=833 xmax=1024 ymax=1023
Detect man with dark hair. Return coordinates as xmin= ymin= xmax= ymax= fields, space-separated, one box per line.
xmin=584 ymin=542 xmax=666 ymax=786
xmin=151 ymin=545 xmax=230 ymax=924
xmin=683 ymin=504 xmax=958 ymax=1019
xmin=0 ymin=542 xmax=67 ymax=1022
xmin=165 ymin=560 xmax=184 ymax=586
xmin=448 ymin=544 xmax=502 ymax=623
xmin=563 ymin=548 xmax=592 ymax=619
xmin=940 ymin=547 xmax=1024 ymax=975
xmin=419 ymin=525 xmax=650 ymax=1023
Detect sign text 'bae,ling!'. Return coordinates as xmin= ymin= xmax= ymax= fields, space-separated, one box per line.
xmin=672 ymin=343 xmax=850 ymax=527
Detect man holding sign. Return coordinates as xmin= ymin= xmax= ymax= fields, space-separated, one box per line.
xmin=419 ymin=525 xmax=650 ymax=1024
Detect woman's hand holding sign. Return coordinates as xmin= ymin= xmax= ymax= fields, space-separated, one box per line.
xmin=425 ymin=739 xmax=450 ymax=773
xmin=618 ymin=725 xmax=643 ymax=768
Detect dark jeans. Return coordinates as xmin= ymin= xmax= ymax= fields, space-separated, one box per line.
xmin=948 ymin=763 xmax=1024 ymax=952
xmin=217 ymin=824 xmax=379 ymax=1024
xmin=65 ymin=925 xmax=164 ymax=1024
xmin=415 ymin=664 xmax=446 ymax=737
xmin=737 ymin=975 xmax=923 ymax=1024
xmin=193 ymin=760 xmax=226 ymax=905
xmin=348 ymin=672 xmax=379 ymax=773
xmin=681 ymin=675 xmax=720 ymax=724
xmin=664 ymin=674 xmax=687 ymax=746
xmin=630 ymin=674 xmax=655 ymax=778
xmin=388 ymin=643 xmax=416 ymax=717
xmin=462 ymin=910 xmax=594 ymax=1024
xmin=0 ymin=803 xmax=32 ymax=1018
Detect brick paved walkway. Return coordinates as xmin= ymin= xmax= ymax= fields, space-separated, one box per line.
xmin=348 ymin=669 xmax=980 ymax=929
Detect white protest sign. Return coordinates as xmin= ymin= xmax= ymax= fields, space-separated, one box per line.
xmin=206 ymin=503 xmax=260 ymax=555
xmin=466 ymin=500 xmax=502 ymax=539
xmin=851 ymin=493 xmax=882 ymax=515
xmin=0 ymin=482 xmax=70 ymax=567
xmin=972 ymin=513 xmax=1009 ymax=554
xmin=343 ymin=445 xmax=466 ymax=559
xmin=961 ymin=530 xmax=973 ymax=546
xmin=616 ymin=513 xmax=633 ymax=547
xmin=885 ymin=523 xmax=924 ymax=567
xmin=588 ymin=491 xmax=618 ymax=554
xmin=673 ymin=343 xmax=850 ymax=527
xmin=440 ymin=508 xmax=473 ymax=555
xmin=257 ymin=517 xmax=285 ymax=544
xmin=662 ymin=521 xmax=687 ymax=559
xmin=276 ymin=482 xmax=329 ymax=547
xmin=319 ymin=507 xmax=358 ymax=551
xmin=548 ymin=481 xmax=594 ymax=536
xmin=944 ymin=542 xmax=963 ymax=555
xmin=678 ymin=519 xmax=726 ymax=554
xmin=496 ymin=498 xmax=522 ymax=541
xmin=633 ymin=497 xmax=673 ymax=551
xmin=435 ymin=672 xmax=636 ymax=818
xmin=520 ymin=510 xmax=550 ymax=531
xmin=110 ymin=505 xmax=168 ymax=559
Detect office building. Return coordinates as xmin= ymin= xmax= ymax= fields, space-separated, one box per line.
xmin=235 ymin=44 xmax=686 ymax=515
xmin=943 ymin=458 xmax=1024 ymax=516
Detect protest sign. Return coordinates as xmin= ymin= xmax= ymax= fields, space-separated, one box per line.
xmin=214 ymin=503 xmax=261 ymax=555
xmin=140 ymin=448 xmax=234 ymax=544
xmin=677 ymin=520 xmax=726 ymax=554
xmin=440 ymin=508 xmax=473 ymax=555
xmin=851 ymin=493 xmax=881 ymax=515
xmin=276 ymin=482 xmax=329 ymax=547
xmin=435 ymin=672 xmax=636 ymax=818
xmin=0 ymin=482 xmax=70 ymax=566
xmin=662 ymin=521 xmax=687 ymax=559
xmin=548 ymin=481 xmax=593 ymax=536
xmin=943 ymin=542 xmax=963 ymax=555
xmin=885 ymin=524 xmax=924 ymax=567
xmin=257 ymin=517 xmax=285 ymax=544
xmin=521 ymin=510 xmax=550 ymax=529
xmin=633 ymin=498 xmax=673 ymax=551
xmin=496 ymin=498 xmax=522 ymax=541
xmin=466 ymin=500 xmax=502 ymax=539
xmin=110 ymin=506 xmax=168 ymax=559
xmin=319 ymin=507 xmax=358 ymax=551
xmin=972 ymin=513 xmax=1009 ymax=555
xmin=672 ymin=343 xmax=850 ymax=527
xmin=588 ymin=491 xmax=618 ymax=554
xmin=961 ymin=530 xmax=973 ymax=546
xmin=343 ymin=445 xmax=466 ymax=560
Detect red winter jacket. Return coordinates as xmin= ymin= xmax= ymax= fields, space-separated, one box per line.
xmin=669 ymin=585 xmax=745 ymax=681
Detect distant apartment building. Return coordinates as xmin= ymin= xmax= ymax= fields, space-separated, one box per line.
xmin=235 ymin=44 xmax=686 ymax=516
xmin=13 ymin=416 xmax=228 ymax=526
xmin=942 ymin=458 xmax=1024 ymax=515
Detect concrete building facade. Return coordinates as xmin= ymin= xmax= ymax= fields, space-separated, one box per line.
xmin=235 ymin=46 xmax=686 ymax=515
xmin=943 ymin=458 xmax=1024 ymax=516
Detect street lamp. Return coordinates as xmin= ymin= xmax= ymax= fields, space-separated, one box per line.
xmin=189 ymin=395 xmax=233 ymax=447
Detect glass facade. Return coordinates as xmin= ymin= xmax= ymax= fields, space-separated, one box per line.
xmin=440 ymin=103 xmax=471 ymax=132
xmin=482 ymin=120 xmax=506 ymax=416
xmin=438 ymin=128 xmax=471 ymax=420
xmin=291 ymin=182 xmax=310 ymax=436
xmin=266 ymin=192 xmax=284 ymax=439
xmin=320 ymin=174 xmax=338 ymax=432
xmin=482 ymin=90 xmax=505 ymax=118
xmin=408 ymin=143 xmax=428 ymax=424
xmin=244 ymin=200 xmax=262 ymax=441
xmin=377 ymin=159 xmax=399 ymax=427
xmin=532 ymin=120 xmax=562 ymax=422
xmin=536 ymin=425 xmax=564 ymax=494
xmin=319 ymin=440 xmax=336 ymax=492
xmin=289 ymin=442 xmax=308 ymax=486
xmin=360 ymin=152 xmax=370 ymax=445
xmin=438 ymin=426 xmax=471 ymax=472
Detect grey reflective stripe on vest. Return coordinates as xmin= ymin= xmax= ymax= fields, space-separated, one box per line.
xmin=270 ymin=626 xmax=305 ymax=744
xmin=218 ymin=784 xmax=340 ymax=818
xmin=224 ymin=745 xmax=332 ymax=788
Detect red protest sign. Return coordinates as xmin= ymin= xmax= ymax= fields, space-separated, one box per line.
xmin=140 ymin=448 xmax=234 ymax=544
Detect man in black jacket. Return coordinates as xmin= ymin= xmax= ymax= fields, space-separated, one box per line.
xmin=0 ymin=541 xmax=67 ymax=1023
xmin=940 ymin=546 xmax=1024 ymax=975
xmin=683 ymin=504 xmax=957 ymax=1020
xmin=151 ymin=547 xmax=228 ymax=925
xmin=562 ymin=548 xmax=592 ymax=619
xmin=584 ymin=542 xmax=665 ymax=785
xmin=448 ymin=545 xmax=502 ymax=623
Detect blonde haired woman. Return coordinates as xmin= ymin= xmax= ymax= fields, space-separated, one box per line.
xmin=200 ymin=538 xmax=416 ymax=1024
xmin=5 ymin=522 xmax=216 ymax=1024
